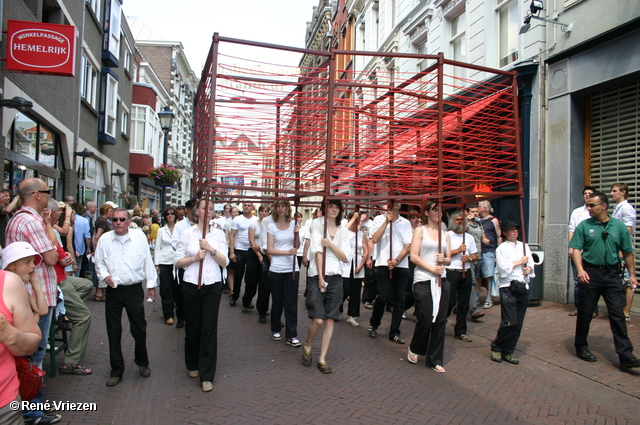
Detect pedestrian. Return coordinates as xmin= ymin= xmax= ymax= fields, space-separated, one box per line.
xmin=569 ymin=191 xmax=640 ymax=369
xmin=229 ymin=202 xmax=260 ymax=310
xmin=490 ymin=220 xmax=535 ymax=365
xmin=94 ymin=208 xmax=158 ymax=387
xmin=406 ymin=200 xmax=451 ymax=372
xmin=341 ymin=211 xmax=369 ymax=327
xmin=154 ymin=207 xmax=182 ymax=326
xmin=610 ymin=182 xmax=637 ymax=321
xmin=267 ymin=199 xmax=300 ymax=346
xmin=302 ymin=199 xmax=351 ymax=374
xmin=368 ymin=201 xmax=413 ymax=344
xmin=445 ymin=211 xmax=478 ymax=342
xmin=477 ymin=200 xmax=501 ymax=309
xmin=175 ymin=198 xmax=229 ymax=392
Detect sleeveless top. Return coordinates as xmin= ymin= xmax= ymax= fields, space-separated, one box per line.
xmin=414 ymin=227 xmax=447 ymax=283
xmin=0 ymin=271 xmax=20 ymax=406
xmin=481 ymin=216 xmax=498 ymax=253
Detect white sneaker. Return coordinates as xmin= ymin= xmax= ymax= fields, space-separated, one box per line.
xmin=346 ymin=317 xmax=360 ymax=327
xmin=483 ymin=300 xmax=493 ymax=309
xmin=272 ymin=332 xmax=281 ymax=341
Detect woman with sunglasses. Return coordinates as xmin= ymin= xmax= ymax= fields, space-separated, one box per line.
xmin=154 ymin=207 xmax=183 ymax=326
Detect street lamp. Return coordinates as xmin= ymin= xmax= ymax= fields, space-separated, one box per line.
xmin=74 ymin=148 xmax=95 ymax=203
xmin=157 ymin=106 xmax=174 ymax=212
xmin=0 ymin=96 xmax=33 ymax=113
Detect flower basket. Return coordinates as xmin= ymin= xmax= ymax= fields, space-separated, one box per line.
xmin=147 ymin=164 xmax=181 ymax=187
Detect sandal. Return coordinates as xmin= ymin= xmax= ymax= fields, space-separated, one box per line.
xmin=60 ymin=364 xmax=92 ymax=375
xmin=302 ymin=344 xmax=312 ymax=366
xmin=317 ymin=361 xmax=332 ymax=374
xmin=93 ymin=295 xmax=106 ymax=302
xmin=429 ymin=365 xmax=445 ymax=373
xmin=407 ymin=347 xmax=418 ymax=364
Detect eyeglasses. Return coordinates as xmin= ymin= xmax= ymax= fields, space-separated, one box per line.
xmin=113 ymin=217 xmax=128 ymax=222
xmin=33 ymin=190 xmax=50 ymax=195
xmin=586 ymin=203 xmax=603 ymax=208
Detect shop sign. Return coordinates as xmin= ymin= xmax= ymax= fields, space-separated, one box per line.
xmin=6 ymin=20 xmax=76 ymax=76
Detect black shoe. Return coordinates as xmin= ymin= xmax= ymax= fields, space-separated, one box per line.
xmin=501 ymin=353 xmax=519 ymax=364
xmin=176 ymin=319 xmax=184 ymax=328
xmin=620 ymin=356 xmax=640 ymax=369
xmin=259 ymin=315 xmax=267 ymax=323
xmin=25 ymin=413 xmax=62 ymax=424
xmin=577 ymin=350 xmax=597 ymax=362
xmin=229 ymin=298 xmax=237 ymax=307
xmin=369 ymin=326 xmax=377 ymax=338
xmin=139 ymin=365 xmax=151 ymax=377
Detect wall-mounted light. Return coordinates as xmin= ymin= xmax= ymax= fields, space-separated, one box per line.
xmin=519 ymin=0 xmax=574 ymax=34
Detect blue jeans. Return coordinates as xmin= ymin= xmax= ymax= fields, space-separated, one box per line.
xmin=23 ymin=307 xmax=54 ymax=420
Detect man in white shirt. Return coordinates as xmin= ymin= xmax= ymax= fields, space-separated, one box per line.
xmin=611 ymin=182 xmax=637 ymax=321
xmin=446 ymin=211 xmax=479 ymax=342
xmin=229 ymin=202 xmax=260 ymax=309
xmin=568 ymin=186 xmax=598 ymax=317
xmin=368 ymin=202 xmax=413 ymax=344
xmin=95 ymin=208 xmax=158 ymax=387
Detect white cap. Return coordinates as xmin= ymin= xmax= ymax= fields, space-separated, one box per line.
xmin=105 ymin=201 xmax=118 ymax=208
xmin=2 ymin=242 xmax=42 ymax=270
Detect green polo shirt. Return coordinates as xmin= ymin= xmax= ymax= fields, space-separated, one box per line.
xmin=569 ymin=216 xmax=633 ymax=265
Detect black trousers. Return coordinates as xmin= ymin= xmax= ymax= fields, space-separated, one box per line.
xmin=491 ymin=287 xmax=529 ymax=355
xmin=105 ymin=283 xmax=149 ymax=378
xmin=269 ymin=271 xmax=299 ymax=339
xmin=342 ymin=268 xmax=362 ymax=318
xmin=446 ymin=270 xmax=473 ymax=336
xmin=410 ymin=279 xmax=450 ymax=367
xmin=369 ymin=266 xmax=408 ymax=339
xmin=232 ymin=249 xmax=260 ymax=307
xmin=182 ymin=282 xmax=223 ymax=382
xmin=362 ymin=261 xmax=377 ymax=303
xmin=256 ymin=255 xmax=271 ymax=316
xmin=574 ymin=265 xmax=633 ymax=360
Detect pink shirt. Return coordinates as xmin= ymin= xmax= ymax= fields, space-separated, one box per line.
xmin=0 ymin=271 xmax=20 ymax=407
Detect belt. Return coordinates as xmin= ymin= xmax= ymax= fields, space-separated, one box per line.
xmin=583 ymin=261 xmax=618 ymax=270
xmin=446 ymin=268 xmax=469 ymax=273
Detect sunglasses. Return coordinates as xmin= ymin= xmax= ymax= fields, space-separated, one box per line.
xmin=113 ymin=217 xmax=129 ymax=222
xmin=586 ymin=203 xmax=603 ymax=208
xmin=33 ymin=190 xmax=51 ymax=195
xmin=602 ymin=231 xmax=608 ymax=241
xmin=166 ymin=212 xmax=176 ymax=215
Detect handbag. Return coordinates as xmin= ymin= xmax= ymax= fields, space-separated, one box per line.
xmin=14 ymin=356 xmax=46 ymax=401
xmin=509 ymin=280 xmax=528 ymax=295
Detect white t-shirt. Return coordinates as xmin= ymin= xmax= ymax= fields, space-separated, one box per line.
xmin=267 ymin=220 xmax=299 ymax=273
xmin=231 ymin=214 xmax=259 ymax=251
xmin=371 ymin=214 xmax=413 ymax=268
xmin=446 ymin=231 xmax=477 ymax=270
xmin=308 ymin=219 xmax=352 ymax=277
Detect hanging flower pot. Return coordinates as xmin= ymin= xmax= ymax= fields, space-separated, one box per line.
xmin=147 ymin=164 xmax=181 ymax=187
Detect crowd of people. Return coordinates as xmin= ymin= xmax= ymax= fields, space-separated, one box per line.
xmin=0 ymin=178 xmax=638 ymax=424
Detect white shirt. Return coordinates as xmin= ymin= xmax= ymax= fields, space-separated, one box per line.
xmin=308 ymin=219 xmax=352 ymax=277
xmin=267 ymin=220 xmax=299 ymax=273
xmin=568 ymin=205 xmax=591 ymax=233
xmin=446 ymin=231 xmax=478 ymax=270
xmin=258 ymin=215 xmax=274 ymax=252
xmin=154 ymin=225 xmax=176 ymax=265
xmin=495 ymin=240 xmax=535 ymax=289
xmin=232 ymin=215 xmax=259 ymax=251
xmin=95 ymin=229 xmax=158 ymax=288
xmin=342 ymin=229 xmax=366 ymax=278
xmin=612 ymin=199 xmax=636 ymax=233
xmin=175 ymin=226 xmax=229 ymax=286
xmin=171 ymin=217 xmax=193 ymax=249
xmin=371 ymin=214 xmax=413 ymax=269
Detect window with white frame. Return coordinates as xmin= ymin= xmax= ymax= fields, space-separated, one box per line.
xmin=86 ymin=0 xmax=101 ymax=19
xmin=108 ymin=0 xmax=121 ymax=59
xmin=131 ymin=106 xmax=147 ymax=152
xmin=123 ymin=37 xmax=132 ymax=75
xmin=498 ymin=0 xmax=519 ymax=67
xmin=81 ymin=53 xmax=98 ymax=108
xmin=450 ymin=11 xmax=466 ymax=79
xmin=121 ymin=107 xmax=129 ymax=136
xmin=105 ymin=75 xmax=118 ymax=137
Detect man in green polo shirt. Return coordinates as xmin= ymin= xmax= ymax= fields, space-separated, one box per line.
xmin=569 ymin=192 xmax=640 ymax=370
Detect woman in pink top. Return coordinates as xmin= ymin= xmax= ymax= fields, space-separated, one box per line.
xmin=0 ymin=270 xmax=42 ymax=424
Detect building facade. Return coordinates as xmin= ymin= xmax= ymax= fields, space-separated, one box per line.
xmin=1 ymin=0 xmax=135 ymax=206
